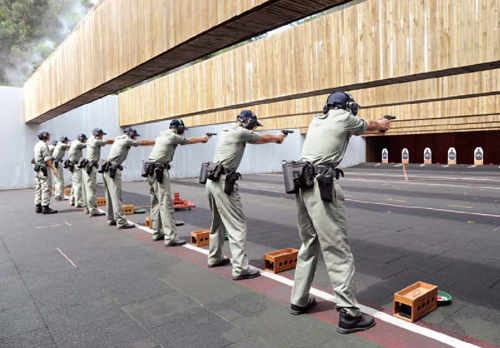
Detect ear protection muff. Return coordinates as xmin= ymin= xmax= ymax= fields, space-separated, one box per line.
xmin=323 ymin=92 xmax=360 ymax=116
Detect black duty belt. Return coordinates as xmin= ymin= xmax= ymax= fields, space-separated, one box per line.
xmin=317 ymin=164 xmax=344 ymax=180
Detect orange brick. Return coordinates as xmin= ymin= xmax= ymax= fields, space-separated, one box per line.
xmin=145 ymin=217 xmax=152 ymax=228
xmin=122 ymin=204 xmax=134 ymax=215
xmin=264 ymin=248 xmax=299 ymax=274
xmin=96 ymin=197 xmax=106 ymax=206
xmin=190 ymin=229 xmax=210 ymax=247
xmin=64 ymin=188 xmax=71 ymax=196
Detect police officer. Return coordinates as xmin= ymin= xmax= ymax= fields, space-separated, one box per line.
xmin=289 ymin=92 xmax=390 ymax=334
xmin=102 ymin=127 xmax=154 ymax=229
xmin=68 ymin=134 xmax=88 ymax=208
xmin=206 ymin=110 xmax=286 ymax=280
xmin=53 ymin=136 xmax=71 ymax=201
xmin=146 ymin=120 xmax=211 ymax=245
xmin=83 ymin=128 xmax=112 ymax=217
xmin=48 ymin=140 xmax=57 ymax=157
xmin=34 ymin=131 xmax=58 ymax=214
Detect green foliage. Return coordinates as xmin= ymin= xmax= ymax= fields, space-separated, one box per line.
xmin=0 ymin=0 xmax=93 ymax=87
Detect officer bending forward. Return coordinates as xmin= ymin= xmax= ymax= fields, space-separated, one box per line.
xmin=206 ymin=110 xmax=286 ymax=281
xmin=146 ymin=120 xmax=211 ymax=246
xmin=289 ymin=92 xmax=391 ymax=334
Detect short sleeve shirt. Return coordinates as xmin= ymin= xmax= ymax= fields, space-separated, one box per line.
xmin=87 ymin=137 xmax=107 ymax=162
xmin=68 ymin=140 xmax=87 ymax=162
xmin=34 ymin=141 xmax=52 ymax=164
xmin=148 ymin=129 xmax=188 ymax=163
xmin=107 ymin=135 xmax=140 ymax=165
xmin=300 ymin=109 xmax=367 ymax=167
xmin=53 ymin=143 xmax=70 ymax=160
xmin=212 ymin=124 xmax=260 ymax=170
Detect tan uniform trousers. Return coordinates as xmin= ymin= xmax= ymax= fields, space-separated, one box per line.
xmin=206 ymin=176 xmax=250 ymax=278
xmin=103 ymin=169 xmax=128 ymax=227
xmin=34 ymin=170 xmax=52 ymax=206
xmin=291 ymin=179 xmax=361 ymax=317
xmin=70 ymin=168 xmax=86 ymax=207
xmin=148 ymin=170 xmax=180 ymax=244
xmin=54 ymin=164 xmax=65 ymax=199
xmin=83 ymin=167 xmax=99 ymax=215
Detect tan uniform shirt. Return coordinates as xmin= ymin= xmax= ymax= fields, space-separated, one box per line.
xmin=148 ymin=129 xmax=188 ymax=163
xmin=87 ymin=137 xmax=107 ymax=162
xmin=34 ymin=141 xmax=52 ymax=165
xmin=301 ymin=109 xmax=367 ymax=167
xmin=107 ymin=134 xmax=140 ymax=165
xmin=53 ymin=143 xmax=70 ymax=160
xmin=68 ymin=141 xmax=87 ymax=163
xmin=212 ymin=124 xmax=260 ymax=170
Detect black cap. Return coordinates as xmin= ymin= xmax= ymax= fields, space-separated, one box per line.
xmin=170 ymin=119 xmax=188 ymax=130
xmin=60 ymin=136 xmax=70 ymax=142
xmin=77 ymin=133 xmax=88 ymax=141
xmin=37 ymin=130 xmax=50 ymax=140
xmin=237 ymin=110 xmax=263 ymax=127
xmin=52 ymin=140 xmax=58 ymax=145
xmin=326 ymin=92 xmax=361 ymax=109
xmin=124 ymin=127 xmax=140 ymax=137
xmin=92 ymin=128 xmax=107 ymax=136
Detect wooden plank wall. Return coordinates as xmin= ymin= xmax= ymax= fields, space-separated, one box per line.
xmin=119 ymin=0 xmax=500 ymax=135
xmin=24 ymin=0 xmax=351 ymax=123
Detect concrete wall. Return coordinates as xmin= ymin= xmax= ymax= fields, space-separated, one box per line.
xmin=0 ymin=86 xmax=365 ymax=190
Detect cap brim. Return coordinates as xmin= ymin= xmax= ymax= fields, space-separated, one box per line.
xmin=102 ymin=132 xmax=107 ymax=135
xmin=256 ymin=121 xmax=263 ymax=127
xmin=136 ymin=133 xmax=141 ymax=137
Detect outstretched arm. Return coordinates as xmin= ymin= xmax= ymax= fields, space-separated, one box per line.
xmin=359 ymin=119 xmax=390 ymax=135
xmin=253 ymin=133 xmax=285 ymax=144
xmin=187 ymin=135 xmax=210 ymax=144
xmin=139 ymin=140 xmax=156 ymax=146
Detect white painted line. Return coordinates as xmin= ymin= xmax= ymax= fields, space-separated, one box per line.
xmin=65 ymin=221 xmax=72 ymax=226
xmin=35 ymin=226 xmax=47 ymax=229
xmin=348 ymin=199 xmax=500 ymax=219
xmin=394 ymin=164 xmax=402 ymax=167
xmin=374 ymin=163 xmax=381 ymax=167
xmin=128 ymin=219 xmax=478 ymax=347
xmin=342 ymin=177 xmax=500 ymax=191
xmin=57 ymin=248 xmax=78 ymax=269
xmin=345 ymin=172 xmax=500 ymax=183
xmin=442 ymin=165 xmax=450 ymax=168
xmin=493 ymin=227 xmax=500 ymax=232
xmin=419 ymin=164 xmax=426 ymax=167
xmin=50 ymin=224 xmax=63 ymax=228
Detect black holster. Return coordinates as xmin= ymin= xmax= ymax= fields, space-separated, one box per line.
xmin=154 ymin=163 xmax=169 ymax=184
xmin=207 ymin=162 xmax=224 ymax=181
xmin=78 ymin=158 xmax=89 ymax=169
xmin=316 ymin=167 xmax=334 ymax=203
xmin=53 ymin=159 xmax=60 ymax=169
xmin=281 ymin=161 xmax=315 ymax=194
xmin=316 ymin=166 xmax=344 ymax=203
xmin=41 ymin=166 xmax=48 ymax=177
xmin=86 ymin=161 xmax=97 ymax=175
xmin=199 ymin=162 xmax=210 ymax=184
xmin=224 ymin=170 xmax=241 ymax=195
xmin=64 ymin=160 xmax=75 ymax=173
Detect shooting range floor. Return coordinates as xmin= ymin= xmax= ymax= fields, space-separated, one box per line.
xmin=0 ymin=163 xmax=499 ymax=348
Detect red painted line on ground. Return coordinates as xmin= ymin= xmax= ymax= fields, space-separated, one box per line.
xmin=120 ymin=227 xmax=495 ymax=348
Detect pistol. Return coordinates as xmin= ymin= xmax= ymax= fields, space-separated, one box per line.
xmin=281 ymin=130 xmax=294 ymax=136
xmin=206 ymin=133 xmax=217 ymax=137
xmin=380 ymin=115 xmax=396 ymax=133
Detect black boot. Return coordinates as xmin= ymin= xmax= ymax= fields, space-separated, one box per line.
xmin=35 ymin=204 xmax=42 ymax=214
xmin=42 ymin=206 xmax=58 ymax=214
xmin=337 ymin=310 xmax=375 ymax=334
xmin=291 ymin=297 xmax=317 ymax=315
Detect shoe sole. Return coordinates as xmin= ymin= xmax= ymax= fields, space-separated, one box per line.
xmin=117 ymin=226 xmax=135 ymax=229
xmin=290 ymin=298 xmax=318 ymax=315
xmin=232 ymin=272 xmax=261 ymax=281
xmin=337 ymin=321 xmax=376 ymax=334
xmin=208 ymin=259 xmax=231 ymax=268
xmin=165 ymin=242 xmax=187 ymax=247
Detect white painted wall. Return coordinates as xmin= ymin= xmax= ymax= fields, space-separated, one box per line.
xmin=0 ymin=86 xmax=365 ymax=190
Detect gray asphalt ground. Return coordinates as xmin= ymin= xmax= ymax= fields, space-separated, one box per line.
xmin=1 ymin=163 xmax=499 ymax=347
